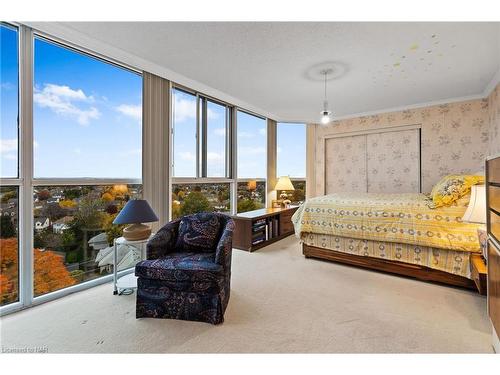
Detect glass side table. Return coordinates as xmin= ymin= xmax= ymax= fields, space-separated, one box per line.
xmin=113 ymin=235 xmax=153 ymax=295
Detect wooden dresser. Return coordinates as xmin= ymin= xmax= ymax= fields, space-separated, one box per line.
xmin=232 ymin=206 xmax=299 ymax=252
xmin=486 ymin=154 xmax=500 ymax=353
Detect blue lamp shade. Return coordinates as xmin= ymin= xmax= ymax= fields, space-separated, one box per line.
xmin=113 ymin=199 xmax=158 ymax=225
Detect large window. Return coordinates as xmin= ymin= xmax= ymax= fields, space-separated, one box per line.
xmin=32 ymin=184 xmax=142 ymax=296
xmin=1 ymin=24 xmax=19 ymax=179
xmin=236 ymin=111 xmax=267 ymax=213
xmin=171 ymin=87 xmax=231 ymax=179
xmin=277 ymin=123 xmax=306 ymax=204
xmin=33 ymin=37 xmax=142 ymax=179
xmin=172 ymin=88 xmax=197 ymax=177
xmin=171 ymin=183 xmax=230 ymax=220
xmin=171 ymin=87 xmax=232 ymax=219
xmin=237 ymin=111 xmax=266 ymax=179
xmin=1 ymin=24 xmax=20 ymax=307
xmin=206 ymin=100 xmax=228 ymax=177
xmin=0 ymin=187 xmax=19 ymax=306
xmin=32 ymin=36 xmax=143 ymax=297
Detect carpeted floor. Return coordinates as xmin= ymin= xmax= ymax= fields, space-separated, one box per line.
xmin=0 ymin=236 xmax=493 ymax=353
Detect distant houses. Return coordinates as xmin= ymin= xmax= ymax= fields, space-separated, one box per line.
xmin=53 ymin=216 xmax=74 ymax=234
xmin=34 ymin=216 xmax=50 ymax=231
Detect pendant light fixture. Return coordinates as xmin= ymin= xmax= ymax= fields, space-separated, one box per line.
xmin=320 ymin=68 xmax=333 ymax=125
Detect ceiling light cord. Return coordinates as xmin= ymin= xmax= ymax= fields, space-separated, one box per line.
xmin=320 ymin=69 xmax=332 ymax=125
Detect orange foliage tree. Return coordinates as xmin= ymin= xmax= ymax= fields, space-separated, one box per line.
xmin=0 ymin=238 xmax=76 ymax=304
xmin=0 ymin=238 xmax=18 ymax=304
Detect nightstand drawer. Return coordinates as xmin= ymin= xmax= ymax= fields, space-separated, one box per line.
xmin=489 ymin=186 xmax=500 ymax=213
xmin=490 ymin=209 xmax=500 ymax=245
xmin=470 ymin=254 xmax=487 ymax=295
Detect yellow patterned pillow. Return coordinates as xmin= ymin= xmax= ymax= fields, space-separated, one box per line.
xmin=428 ymin=175 xmax=484 ymax=208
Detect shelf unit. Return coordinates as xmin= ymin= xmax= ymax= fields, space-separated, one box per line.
xmin=232 ymin=206 xmax=299 ymax=252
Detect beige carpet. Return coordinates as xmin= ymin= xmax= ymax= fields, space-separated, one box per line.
xmin=0 ymin=236 xmax=493 ymax=353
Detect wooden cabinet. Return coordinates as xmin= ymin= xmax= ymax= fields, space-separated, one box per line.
xmin=488 ymin=240 xmax=500 ymax=344
xmin=486 ymin=154 xmax=500 ymax=353
xmin=232 ymin=206 xmax=299 ymax=252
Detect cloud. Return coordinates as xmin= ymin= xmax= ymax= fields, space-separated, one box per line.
xmin=179 ymin=151 xmax=196 ymax=161
xmin=237 ymin=131 xmax=254 ymax=138
xmin=34 ymin=83 xmax=100 ymax=125
xmin=258 ymin=128 xmax=267 ymax=136
xmin=1 ymin=82 xmax=15 ymax=90
xmin=0 ymin=139 xmax=17 ymax=161
xmin=43 ymin=84 xmax=92 ymax=101
xmin=207 ymin=152 xmax=224 ymax=163
xmin=213 ymin=128 xmax=226 ymax=136
xmin=173 ymin=95 xmax=196 ymax=122
xmin=1 ymin=139 xmax=17 ymax=153
xmin=116 ymin=104 xmax=141 ymax=122
xmin=173 ymin=94 xmax=221 ymax=122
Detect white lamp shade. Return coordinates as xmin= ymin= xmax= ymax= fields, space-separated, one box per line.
xmin=462 ymin=185 xmax=486 ymax=224
xmin=275 ymin=176 xmax=295 ymax=191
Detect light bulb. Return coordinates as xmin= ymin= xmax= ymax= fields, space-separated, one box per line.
xmin=320 ymin=110 xmax=331 ymax=125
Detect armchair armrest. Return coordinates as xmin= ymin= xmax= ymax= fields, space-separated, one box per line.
xmin=215 ymin=218 xmax=235 ymax=269
xmin=146 ymin=218 xmax=181 ymax=260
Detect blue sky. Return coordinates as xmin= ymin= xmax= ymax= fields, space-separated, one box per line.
xmin=237 ymin=111 xmax=266 ymax=178
xmin=277 ymin=123 xmax=306 ymax=178
xmin=1 ymin=24 xmax=19 ymax=178
xmin=1 ymin=24 xmax=142 ymax=179
xmin=1 ymin=24 xmax=305 ymax=181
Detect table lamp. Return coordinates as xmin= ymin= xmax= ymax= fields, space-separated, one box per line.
xmin=462 ymin=185 xmax=487 ymax=259
xmin=247 ymin=180 xmax=257 ymax=191
xmin=275 ymin=176 xmax=295 ymax=207
xmin=462 ymin=185 xmax=486 ymax=224
xmin=113 ymin=199 xmax=158 ymax=241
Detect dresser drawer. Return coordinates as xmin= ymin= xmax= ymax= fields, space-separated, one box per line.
xmin=489 ymin=186 xmax=500 ymax=213
xmin=490 ymin=209 xmax=500 ymax=244
xmin=488 ymin=158 xmax=500 ymax=183
xmin=488 ymin=240 xmax=500 ymax=337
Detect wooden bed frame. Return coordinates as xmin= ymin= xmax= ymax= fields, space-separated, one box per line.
xmin=303 ymin=243 xmax=485 ymax=293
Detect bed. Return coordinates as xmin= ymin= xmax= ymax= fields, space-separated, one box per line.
xmin=291 ymin=192 xmax=484 ymax=291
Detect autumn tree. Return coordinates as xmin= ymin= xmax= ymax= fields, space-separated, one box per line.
xmin=33 ymin=248 xmax=76 ymax=296
xmin=1 ymin=238 xmax=76 ymax=304
xmin=37 ymin=190 xmax=51 ymax=201
xmin=42 ymin=203 xmax=66 ymax=222
xmin=0 ymin=238 xmax=18 ymax=304
xmin=0 ymin=217 xmax=16 ymax=238
xmin=180 ymin=191 xmax=211 ymax=216
xmin=59 ymin=199 xmax=76 ymax=209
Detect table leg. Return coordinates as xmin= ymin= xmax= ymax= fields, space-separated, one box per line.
xmin=113 ymin=239 xmax=118 ymax=295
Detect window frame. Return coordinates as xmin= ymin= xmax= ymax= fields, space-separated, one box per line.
xmin=276 ymin=122 xmax=307 ymax=180
xmin=1 ymin=25 xmax=144 ymax=316
xmin=235 ymin=109 xmax=268 ymax=212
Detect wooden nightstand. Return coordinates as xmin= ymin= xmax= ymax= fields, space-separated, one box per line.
xmin=470 ymin=253 xmax=487 ymax=296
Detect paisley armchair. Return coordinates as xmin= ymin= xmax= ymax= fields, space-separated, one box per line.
xmin=135 ymin=212 xmax=234 ymax=324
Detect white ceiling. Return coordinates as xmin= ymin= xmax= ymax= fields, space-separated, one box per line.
xmin=32 ymin=22 xmax=500 ymax=122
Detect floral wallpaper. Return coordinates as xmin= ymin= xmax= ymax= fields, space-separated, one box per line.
xmin=488 ymin=83 xmax=500 ymax=156
xmin=366 ymin=129 xmax=420 ymax=193
xmin=325 ymin=135 xmax=367 ymax=193
xmin=314 ymin=97 xmax=491 ymax=194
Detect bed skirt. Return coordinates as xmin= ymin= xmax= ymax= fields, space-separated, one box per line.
xmin=301 ymin=232 xmax=473 ymax=279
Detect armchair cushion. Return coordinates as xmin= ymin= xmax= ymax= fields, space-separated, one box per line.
xmin=135 ymin=252 xmax=223 ymax=282
xmin=174 ymin=213 xmax=222 ymax=253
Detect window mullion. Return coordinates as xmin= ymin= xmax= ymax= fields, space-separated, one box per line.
xmin=19 ymin=24 xmax=34 ymax=309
